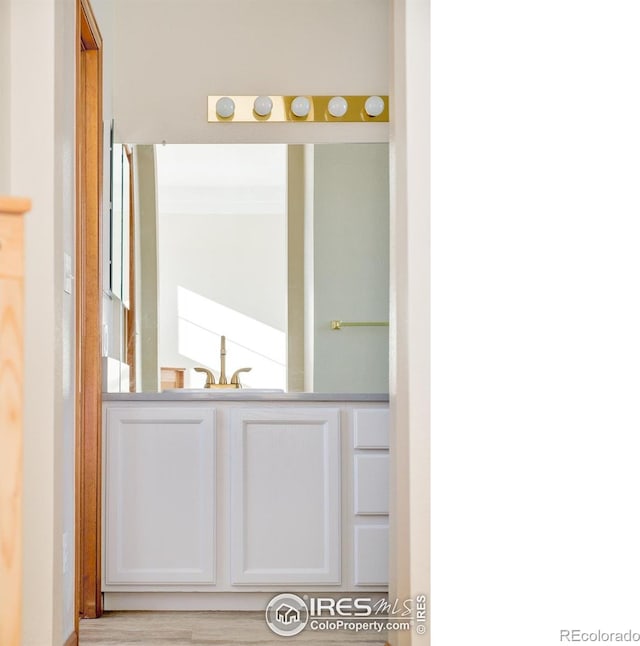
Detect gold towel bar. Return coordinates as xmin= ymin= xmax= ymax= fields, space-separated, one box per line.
xmin=330 ymin=320 xmax=390 ymax=330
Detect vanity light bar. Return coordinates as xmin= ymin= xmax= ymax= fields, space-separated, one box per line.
xmin=207 ymin=95 xmax=389 ymax=123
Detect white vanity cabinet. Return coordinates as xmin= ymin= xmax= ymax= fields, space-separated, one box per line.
xmin=102 ymin=396 xmax=389 ymax=610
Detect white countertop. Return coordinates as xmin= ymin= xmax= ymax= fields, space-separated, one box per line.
xmin=103 ymin=391 xmax=389 ymax=402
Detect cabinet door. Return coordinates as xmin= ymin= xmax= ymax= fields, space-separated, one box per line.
xmin=230 ymin=407 xmax=341 ymax=585
xmin=104 ymin=407 xmax=215 ymax=585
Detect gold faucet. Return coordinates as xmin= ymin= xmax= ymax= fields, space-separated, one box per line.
xmin=195 ymin=335 xmax=252 ymax=389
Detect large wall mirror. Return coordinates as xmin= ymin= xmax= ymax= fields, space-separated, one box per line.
xmin=108 ymin=142 xmax=389 ymax=394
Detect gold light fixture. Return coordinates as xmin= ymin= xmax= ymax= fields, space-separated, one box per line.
xmin=208 ymin=95 xmax=389 ymax=123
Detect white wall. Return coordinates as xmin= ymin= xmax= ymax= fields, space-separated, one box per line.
xmin=388 ymin=0 xmax=430 ymax=644
xmin=158 ymin=214 xmax=287 ymax=388
xmin=0 ymin=0 xmax=9 ymax=194
xmin=313 ymin=143 xmax=390 ymax=392
xmin=55 ymin=0 xmax=78 ymax=638
xmin=9 ymin=0 xmax=77 ymax=643
xmin=113 ymin=0 xmax=389 ymax=144
xmin=157 ymin=145 xmax=287 ymax=389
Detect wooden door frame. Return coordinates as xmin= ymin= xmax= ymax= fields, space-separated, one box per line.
xmin=75 ymin=0 xmax=103 ymax=627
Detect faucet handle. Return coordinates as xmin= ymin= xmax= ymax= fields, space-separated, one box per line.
xmin=230 ymin=367 xmax=252 ymax=388
xmin=194 ymin=367 xmax=216 ymax=388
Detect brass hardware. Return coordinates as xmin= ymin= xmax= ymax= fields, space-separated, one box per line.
xmin=195 ymin=336 xmax=253 ymax=388
xmin=207 ymin=95 xmax=389 ymax=123
xmin=194 ymin=367 xmax=215 ymax=388
xmin=331 ymin=320 xmax=390 ymax=330
xmin=219 ymin=335 xmax=227 ymax=384
xmin=231 ymin=367 xmax=252 ymax=386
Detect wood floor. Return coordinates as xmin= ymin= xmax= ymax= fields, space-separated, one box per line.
xmin=79 ymin=611 xmax=389 ymax=645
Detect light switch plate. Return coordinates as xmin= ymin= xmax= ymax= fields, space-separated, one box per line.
xmin=102 ymin=324 xmax=109 ymax=357
xmin=64 ymin=253 xmax=73 ymax=294
xmin=62 ymin=532 xmax=69 ymax=574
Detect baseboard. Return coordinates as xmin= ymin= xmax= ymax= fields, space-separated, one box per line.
xmin=104 ymin=591 xmax=388 ymax=611
xmin=63 ymin=631 xmax=78 ymax=646
xmin=104 ymin=592 xmax=276 ymax=611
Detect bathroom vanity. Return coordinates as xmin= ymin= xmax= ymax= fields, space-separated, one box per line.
xmin=102 ymin=392 xmax=389 ymax=610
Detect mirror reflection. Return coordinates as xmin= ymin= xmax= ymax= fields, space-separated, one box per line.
xmin=108 ymin=143 xmax=389 ymax=394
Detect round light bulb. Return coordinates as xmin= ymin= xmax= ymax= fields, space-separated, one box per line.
xmin=291 ymin=96 xmax=311 ymax=118
xmin=328 ymin=96 xmax=348 ymax=118
xmin=216 ymin=96 xmax=235 ymax=119
xmin=364 ymin=95 xmax=385 ymax=117
xmin=253 ymin=95 xmax=273 ymax=117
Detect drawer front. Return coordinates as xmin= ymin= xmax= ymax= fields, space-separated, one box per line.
xmin=353 ymin=408 xmax=389 ymax=449
xmin=354 ymin=454 xmax=389 ymax=515
xmin=354 ymin=525 xmax=389 ymax=585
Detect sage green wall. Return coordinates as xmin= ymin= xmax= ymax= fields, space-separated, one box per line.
xmin=287 ymin=145 xmax=306 ymax=392
xmin=313 ymin=143 xmax=389 ymax=392
xmin=134 ymin=145 xmax=160 ymax=392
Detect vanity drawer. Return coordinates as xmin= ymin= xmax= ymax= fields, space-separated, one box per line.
xmin=353 ymin=408 xmax=389 ymax=449
xmin=354 ymin=454 xmax=389 ymax=515
xmin=354 ymin=525 xmax=389 ymax=586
